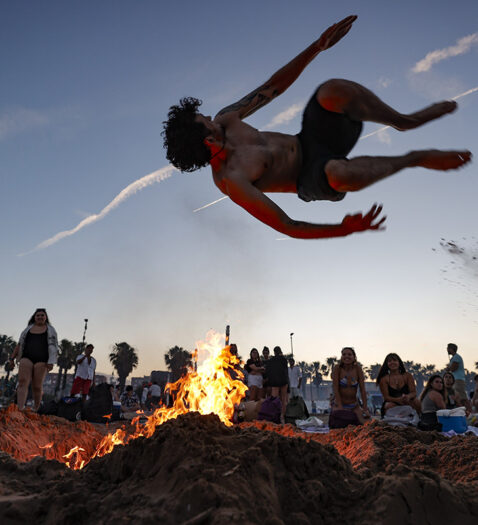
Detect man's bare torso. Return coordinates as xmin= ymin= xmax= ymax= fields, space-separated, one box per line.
xmin=211 ymin=114 xmax=302 ymax=196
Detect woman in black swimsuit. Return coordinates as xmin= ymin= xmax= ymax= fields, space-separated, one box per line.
xmin=376 ymin=353 xmax=420 ymax=417
xmin=10 ymin=308 xmax=58 ymax=410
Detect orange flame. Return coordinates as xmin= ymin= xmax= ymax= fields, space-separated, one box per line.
xmin=65 ymin=330 xmax=246 ymax=470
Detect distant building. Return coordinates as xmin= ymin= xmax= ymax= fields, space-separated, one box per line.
xmin=150 ymin=370 xmax=170 ymax=391
xmin=131 ymin=376 xmax=151 ymax=390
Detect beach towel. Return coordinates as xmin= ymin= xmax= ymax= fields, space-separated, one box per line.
xmin=329 ymin=409 xmax=359 ymax=429
xmin=383 ymin=405 xmax=419 ymax=427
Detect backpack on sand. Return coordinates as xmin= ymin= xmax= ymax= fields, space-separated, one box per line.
xmin=57 ymin=397 xmax=83 ymax=422
xmin=258 ymin=396 xmax=282 ymax=424
xmin=83 ymin=383 xmax=113 ymax=423
xmin=285 ymin=396 xmax=309 ymax=426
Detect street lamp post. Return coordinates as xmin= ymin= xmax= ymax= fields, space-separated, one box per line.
xmin=82 ymin=319 xmax=88 ymax=347
xmin=290 ymin=332 xmax=294 ymax=357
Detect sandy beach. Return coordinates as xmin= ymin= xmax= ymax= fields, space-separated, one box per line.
xmin=0 ymin=406 xmax=477 ymax=524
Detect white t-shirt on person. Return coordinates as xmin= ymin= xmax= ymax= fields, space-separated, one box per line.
xmin=75 ymin=354 xmax=96 ymax=380
xmin=288 ymin=366 xmax=302 ymax=388
xmin=149 ymin=384 xmax=161 ymax=397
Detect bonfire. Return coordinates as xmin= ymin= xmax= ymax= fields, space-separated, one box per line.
xmin=65 ymin=330 xmax=247 ymax=469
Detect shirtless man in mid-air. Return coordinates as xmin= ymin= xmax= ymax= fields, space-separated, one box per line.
xmin=162 ymin=15 xmax=472 ymax=239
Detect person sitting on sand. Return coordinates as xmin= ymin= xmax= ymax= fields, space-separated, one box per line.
xmin=245 ymin=348 xmax=265 ymax=401
xmin=471 ymin=375 xmax=478 ymax=413
xmin=162 ymin=15 xmax=471 ymax=240
xmin=331 ymin=347 xmax=370 ymax=424
xmin=443 ymin=371 xmax=458 ymax=410
xmin=376 ymin=353 xmax=420 ymax=417
xmin=418 ymin=375 xmax=446 ymax=431
xmin=120 ymin=385 xmax=141 ymax=417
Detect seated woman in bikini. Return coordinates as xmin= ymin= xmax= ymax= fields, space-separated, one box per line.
xmin=331 ymin=347 xmax=370 ymax=424
xmin=376 ymin=353 xmax=420 ymax=417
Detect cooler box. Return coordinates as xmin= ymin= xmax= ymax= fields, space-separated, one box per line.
xmin=437 ymin=415 xmax=467 ymax=434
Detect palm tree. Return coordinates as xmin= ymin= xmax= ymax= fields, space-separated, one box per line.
xmin=404 ymin=361 xmax=433 ymax=394
xmin=164 ymin=346 xmax=192 ymax=383
xmin=109 ymin=342 xmax=139 ymax=391
xmin=56 ymin=339 xmax=73 ymax=394
xmin=0 ymin=334 xmax=17 ymax=365
xmin=61 ymin=341 xmax=85 ymax=392
xmin=1 ymin=335 xmax=17 ymax=381
xmin=364 ymin=363 xmax=382 ymax=381
xmin=311 ymin=361 xmax=329 ymax=386
xmin=296 ymin=361 xmax=313 ymax=397
xmin=326 ymin=356 xmax=339 ymax=379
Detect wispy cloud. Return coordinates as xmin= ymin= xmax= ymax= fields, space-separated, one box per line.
xmin=0 ymin=107 xmax=49 ymax=141
xmin=412 ymin=33 xmax=478 ymax=73
xmin=19 ymin=165 xmax=177 ymax=255
xmin=378 ymin=77 xmax=392 ymax=89
xmin=264 ymin=102 xmax=304 ymax=129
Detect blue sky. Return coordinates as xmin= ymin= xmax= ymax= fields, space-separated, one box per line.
xmin=1 ymin=0 xmax=477 ymax=376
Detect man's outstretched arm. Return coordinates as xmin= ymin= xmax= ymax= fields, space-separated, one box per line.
xmin=224 ymin=175 xmax=385 ymax=239
xmin=215 ymin=15 xmax=357 ymax=120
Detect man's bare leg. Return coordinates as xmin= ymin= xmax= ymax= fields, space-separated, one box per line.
xmin=318 ymin=79 xmax=457 ymax=131
xmin=326 ymin=150 xmax=472 ymax=192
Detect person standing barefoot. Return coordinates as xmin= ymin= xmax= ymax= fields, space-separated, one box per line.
xmin=10 ymin=308 xmax=58 ymax=410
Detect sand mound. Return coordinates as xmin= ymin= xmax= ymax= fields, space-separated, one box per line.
xmin=245 ymin=419 xmax=478 ymax=483
xmin=0 ymin=404 xmax=104 ymax=464
xmin=1 ymin=411 xmax=478 ymax=524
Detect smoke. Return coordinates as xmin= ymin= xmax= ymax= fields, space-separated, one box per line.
xmin=19 ymin=165 xmax=177 ymax=255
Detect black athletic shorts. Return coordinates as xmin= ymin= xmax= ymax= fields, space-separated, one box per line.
xmin=296 ymin=85 xmax=363 ymax=202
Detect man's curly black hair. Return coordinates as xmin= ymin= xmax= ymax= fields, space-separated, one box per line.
xmin=162 ymin=97 xmax=211 ymax=172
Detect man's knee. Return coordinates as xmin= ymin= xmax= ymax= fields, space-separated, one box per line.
xmin=317 ymin=79 xmax=355 ymax=112
xmin=325 ymin=159 xmax=350 ymax=192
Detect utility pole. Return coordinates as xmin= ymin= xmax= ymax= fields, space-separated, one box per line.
xmin=225 ymin=325 xmax=230 ymax=346
xmin=82 ymin=319 xmax=88 ymax=348
xmin=290 ymin=332 xmax=294 ymax=357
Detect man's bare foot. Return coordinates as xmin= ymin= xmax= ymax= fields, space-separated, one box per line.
xmin=397 ymin=101 xmax=457 ymax=131
xmin=411 ymin=149 xmax=472 ymax=170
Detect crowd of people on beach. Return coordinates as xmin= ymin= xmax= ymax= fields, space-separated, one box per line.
xmin=239 ymin=343 xmax=478 ymax=431
xmin=4 ymin=307 xmax=478 ymax=433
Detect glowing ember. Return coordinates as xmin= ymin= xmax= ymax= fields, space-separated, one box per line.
xmin=66 ymin=330 xmax=246 ymax=470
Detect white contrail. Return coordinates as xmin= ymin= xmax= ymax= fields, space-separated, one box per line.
xmin=412 ymin=33 xmax=478 ymax=73
xmin=19 ymin=165 xmax=177 ymax=255
xmin=452 ymin=86 xmax=478 ymax=100
xmin=360 ymin=125 xmax=391 ymax=140
xmin=193 ymin=196 xmax=228 ymax=212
